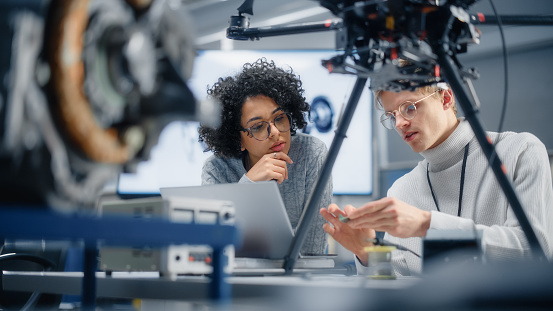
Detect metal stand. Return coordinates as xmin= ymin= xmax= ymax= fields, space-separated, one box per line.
xmin=0 ymin=208 xmax=240 ymax=308
xmin=283 ymin=77 xmax=368 ymax=274
xmin=82 ymin=244 xmax=97 ymax=310
xmin=210 ymin=247 xmax=229 ymax=303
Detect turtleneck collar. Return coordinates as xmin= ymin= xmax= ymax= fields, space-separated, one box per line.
xmin=420 ymin=118 xmax=474 ymax=169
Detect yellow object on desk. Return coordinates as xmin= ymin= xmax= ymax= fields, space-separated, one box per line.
xmin=363 ymin=246 xmax=396 ymax=280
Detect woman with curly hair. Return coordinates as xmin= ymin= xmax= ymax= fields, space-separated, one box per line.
xmin=198 ymin=58 xmax=332 ymax=255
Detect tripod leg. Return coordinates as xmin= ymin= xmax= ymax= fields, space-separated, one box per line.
xmin=283 ymin=77 xmax=368 ymax=274
xmin=436 ymin=49 xmax=546 ymax=260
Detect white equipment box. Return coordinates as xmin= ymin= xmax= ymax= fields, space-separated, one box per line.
xmin=99 ymin=196 xmax=235 ymax=278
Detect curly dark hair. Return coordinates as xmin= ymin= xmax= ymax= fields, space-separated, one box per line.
xmin=198 ymin=58 xmax=310 ymax=158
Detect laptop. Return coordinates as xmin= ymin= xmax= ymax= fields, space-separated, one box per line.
xmin=160 ymin=182 xmax=335 ymax=272
xmin=160 ymin=182 xmax=294 ymax=260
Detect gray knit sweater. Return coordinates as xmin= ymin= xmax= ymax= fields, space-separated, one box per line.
xmin=357 ymin=120 xmax=553 ymax=276
xmin=201 ymin=133 xmax=332 ymax=255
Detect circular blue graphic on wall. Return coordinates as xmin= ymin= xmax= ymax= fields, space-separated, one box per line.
xmin=304 ymin=96 xmax=334 ymax=134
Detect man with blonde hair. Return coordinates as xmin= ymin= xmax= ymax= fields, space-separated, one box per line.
xmin=320 ymin=82 xmax=553 ymax=275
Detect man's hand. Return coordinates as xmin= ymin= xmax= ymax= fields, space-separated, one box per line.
xmin=347 ymin=197 xmax=431 ymax=238
xmin=320 ymin=204 xmax=375 ymax=265
xmin=246 ymin=152 xmax=293 ymax=184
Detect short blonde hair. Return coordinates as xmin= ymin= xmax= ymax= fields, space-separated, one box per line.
xmin=374 ymin=83 xmax=456 ymax=116
xmin=375 ymin=84 xmax=456 ymax=113
xmin=374 ymin=59 xmax=457 ymax=115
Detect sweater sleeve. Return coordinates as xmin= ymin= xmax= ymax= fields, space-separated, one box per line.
xmin=430 ymin=134 xmax=553 ymax=260
xmin=238 ymin=174 xmax=254 ymax=183
xmin=300 ymin=136 xmax=332 ymax=255
xmin=478 ymin=134 xmax=553 ymax=260
xmin=201 ymin=156 xmax=239 ymax=185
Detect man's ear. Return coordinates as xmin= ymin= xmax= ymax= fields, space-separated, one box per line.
xmin=442 ymin=89 xmax=454 ymax=110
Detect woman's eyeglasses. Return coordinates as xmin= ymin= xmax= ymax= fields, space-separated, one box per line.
xmin=241 ymin=113 xmax=291 ymax=141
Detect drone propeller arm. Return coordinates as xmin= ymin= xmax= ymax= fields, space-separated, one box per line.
xmin=470 ymin=13 xmax=553 ymax=25
xmin=227 ymin=19 xmax=343 ymax=41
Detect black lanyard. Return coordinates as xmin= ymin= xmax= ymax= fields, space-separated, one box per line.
xmin=426 ymin=143 xmax=470 ymax=216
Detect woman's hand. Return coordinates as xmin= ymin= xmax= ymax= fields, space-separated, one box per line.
xmin=246 ymin=152 xmax=293 ymax=184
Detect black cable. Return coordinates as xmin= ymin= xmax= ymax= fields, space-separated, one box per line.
xmin=490 ymin=0 xmax=509 ymax=133
xmin=471 ymin=0 xmax=509 ymax=220
xmin=368 ymin=238 xmax=421 ymax=258
xmin=0 ymin=253 xmax=57 ymax=311
xmin=0 ymin=253 xmax=57 ymax=269
xmin=470 ymin=0 xmax=509 ymax=257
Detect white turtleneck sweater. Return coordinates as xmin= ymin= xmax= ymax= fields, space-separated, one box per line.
xmin=358 ymin=119 xmax=553 ymax=276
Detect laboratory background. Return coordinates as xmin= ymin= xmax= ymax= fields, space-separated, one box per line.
xmin=0 ymin=0 xmax=552 ymax=310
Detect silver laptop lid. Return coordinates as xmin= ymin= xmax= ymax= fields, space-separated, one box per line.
xmin=160 ymin=182 xmax=294 ymax=259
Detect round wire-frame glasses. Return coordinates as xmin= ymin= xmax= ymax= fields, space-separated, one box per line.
xmin=379 ymin=91 xmax=439 ymax=130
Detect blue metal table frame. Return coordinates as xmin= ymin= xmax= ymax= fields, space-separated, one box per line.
xmin=0 ymin=207 xmax=240 ymax=309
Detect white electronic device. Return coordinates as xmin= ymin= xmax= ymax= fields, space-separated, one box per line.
xmin=161 ymin=182 xmax=294 ymax=259
xmin=99 ymin=196 xmax=235 ymax=278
